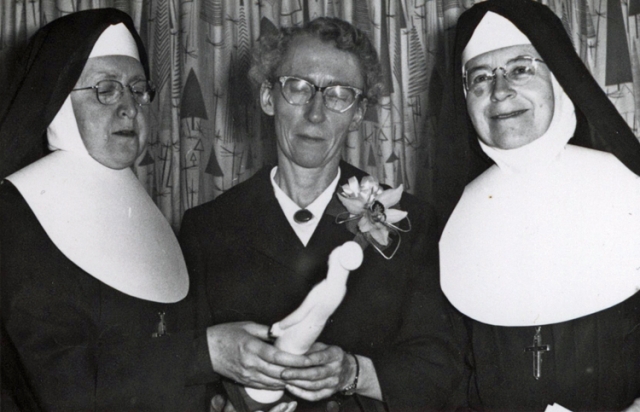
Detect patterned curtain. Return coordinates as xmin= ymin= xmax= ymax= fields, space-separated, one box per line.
xmin=2 ymin=0 xmax=639 ymax=230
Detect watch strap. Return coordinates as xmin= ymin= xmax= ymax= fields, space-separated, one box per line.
xmin=340 ymin=353 xmax=359 ymax=396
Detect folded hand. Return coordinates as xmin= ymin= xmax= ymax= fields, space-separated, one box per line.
xmin=280 ymin=342 xmax=356 ymax=401
xmin=206 ymin=322 xmax=312 ymax=389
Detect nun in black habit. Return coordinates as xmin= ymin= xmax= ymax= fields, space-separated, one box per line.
xmin=0 ymin=9 xmax=308 ymax=412
xmin=438 ymin=0 xmax=640 ymax=411
xmin=0 ymin=9 xmax=218 ymax=411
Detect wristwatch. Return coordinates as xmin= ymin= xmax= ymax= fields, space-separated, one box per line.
xmin=340 ymin=353 xmax=360 ymax=396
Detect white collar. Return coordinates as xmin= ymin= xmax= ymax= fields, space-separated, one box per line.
xmin=6 ymin=95 xmax=188 ymax=303
xmin=270 ymin=166 xmax=341 ymax=246
xmin=440 ymin=76 xmax=640 ymax=326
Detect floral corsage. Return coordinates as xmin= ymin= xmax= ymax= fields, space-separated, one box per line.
xmin=336 ymin=176 xmax=411 ymax=259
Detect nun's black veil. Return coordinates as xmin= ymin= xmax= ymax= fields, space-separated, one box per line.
xmin=0 ymin=8 xmax=149 ymax=179
xmin=0 ymin=10 xmax=151 ymax=408
xmin=434 ymin=0 xmax=640 ymax=224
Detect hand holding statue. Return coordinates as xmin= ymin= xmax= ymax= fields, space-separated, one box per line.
xmin=280 ymin=342 xmax=357 ymax=401
xmin=206 ymin=321 xmax=312 ymax=390
xmin=245 ymin=241 xmax=363 ymax=403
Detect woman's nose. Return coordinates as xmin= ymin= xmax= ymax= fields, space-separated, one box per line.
xmin=305 ymin=91 xmax=327 ymax=123
xmin=490 ymin=71 xmax=516 ymax=102
xmin=118 ymin=88 xmax=139 ymax=118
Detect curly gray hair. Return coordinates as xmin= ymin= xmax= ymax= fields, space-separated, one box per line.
xmin=249 ymin=17 xmax=383 ymax=106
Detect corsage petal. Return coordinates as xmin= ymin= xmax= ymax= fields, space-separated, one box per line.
xmin=369 ymin=225 xmax=390 ymax=246
xmin=346 ymin=176 xmax=360 ymax=195
xmin=360 ymin=176 xmax=379 ymax=191
xmin=358 ymin=217 xmax=376 ymax=233
xmin=376 ymin=184 xmax=404 ymax=208
xmin=338 ymin=196 xmax=366 ymax=215
xmin=385 ymin=209 xmax=408 ymax=224
xmin=362 ymin=190 xmax=374 ymax=204
xmin=334 ymin=176 xmax=409 ymax=259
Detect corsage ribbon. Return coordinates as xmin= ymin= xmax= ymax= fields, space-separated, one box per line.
xmin=335 ymin=176 xmax=410 ymax=260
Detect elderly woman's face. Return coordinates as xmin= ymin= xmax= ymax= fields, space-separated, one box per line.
xmin=465 ymin=44 xmax=554 ymax=149
xmin=261 ymin=36 xmax=366 ymax=169
xmin=71 ymin=55 xmax=148 ymax=169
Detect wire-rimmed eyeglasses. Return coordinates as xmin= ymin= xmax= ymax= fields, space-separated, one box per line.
xmin=72 ymin=79 xmax=156 ymax=106
xmin=274 ymin=76 xmax=363 ymax=113
xmin=463 ymin=56 xmax=546 ymax=94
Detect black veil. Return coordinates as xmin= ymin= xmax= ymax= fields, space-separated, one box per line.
xmin=0 ymin=8 xmax=149 ymax=179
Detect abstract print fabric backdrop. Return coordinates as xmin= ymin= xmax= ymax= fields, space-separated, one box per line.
xmin=1 ymin=0 xmax=638 ymax=229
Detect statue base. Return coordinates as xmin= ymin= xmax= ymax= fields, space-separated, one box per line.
xmin=223 ymin=380 xmax=294 ymax=412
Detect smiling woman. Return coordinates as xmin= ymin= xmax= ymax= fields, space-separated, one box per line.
xmin=464 ymin=44 xmax=554 ymax=150
xmin=439 ymin=1 xmax=640 ymax=411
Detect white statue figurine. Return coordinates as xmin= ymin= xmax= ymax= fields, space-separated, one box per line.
xmin=246 ymin=241 xmax=364 ymax=403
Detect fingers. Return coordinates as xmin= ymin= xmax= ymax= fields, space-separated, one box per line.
xmin=241 ymin=373 xmax=285 ymax=389
xmin=210 ymin=395 xmax=226 ymax=412
xmin=306 ymin=341 xmax=329 ymax=353
xmin=282 ymin=402 xmax=298 ymax=412
xmin=267 ymin=347 xmax=313 ymax=368
xmin=278 ymin=345 xmax=354 ymax=401
xmin=279 ymin=344 xmax=346 ymax=382
xmin=300 ymin=343 xmax=342 ymax=366
xmin=207 ymin=322 xmax=315 ymax=387
xmin=207 ymin=324 xmax=288 ymax=388
xmin=228 ymin=344 xmax=287 ymax=388
xmin=242 ymin=321 xmax=271 ymax=341
xmin=224 ymin=345 xmax=311 ymax=387
xmin=223 ymin=399 xmax=238 ymax=412
xmin=248 ymin=357 xmax=290 ymax=386
xmin=285 ymin=384 xmax=335 ymax=402
xmin=280 ymin=363 xmax=338 ymax=381
xmin=240 ymin=322 xmax=314 ymax=369
xmin=285 ymin=376 xmax=340 ymax=390
xmin=209 ymin=395 xmax=240 ymax=412
xmin=207 ymin=324 xmax=347 ymax=399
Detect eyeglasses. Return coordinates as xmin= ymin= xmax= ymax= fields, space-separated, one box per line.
xmin=72 ymin=79 xmax=156 ymax=106
xmin=275 ymin=76 xmax=363 ymax=113
xmin=463 ymin=56 xmax=546 ymax=94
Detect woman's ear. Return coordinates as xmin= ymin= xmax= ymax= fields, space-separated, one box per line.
xmin=260 ymin=82 xmax=275 ymax=116
xmin=348 ymin=98 xmax=367 ymax=132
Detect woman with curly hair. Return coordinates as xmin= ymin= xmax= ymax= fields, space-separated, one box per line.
xmin=181 ymin=16 xmax=464 ymax=412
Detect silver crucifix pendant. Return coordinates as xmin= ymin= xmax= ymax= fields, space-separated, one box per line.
xmin=524 ymin=326 xmax=551 ymax=380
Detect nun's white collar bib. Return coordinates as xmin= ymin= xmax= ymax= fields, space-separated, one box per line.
xmin=440 ymin=77 xmax=640 ymax=326
xmin=6 ymin=88 xmax=188 ymax=303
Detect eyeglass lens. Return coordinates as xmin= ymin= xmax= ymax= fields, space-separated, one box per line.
xmin=95 ymin=80 xmax=155 ymax=105
xmin=465 ymin=57 xmax=541 ymax=94
xmin=279 ymin=77 xmax=359 ymax=113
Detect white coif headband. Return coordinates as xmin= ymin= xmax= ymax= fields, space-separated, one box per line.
xmin=462 ymin=11 xmax=531 ymax=68
xmin=47 ymin=22 xmax=141 ymax=154
xmin=89 ymin=22 xmax=140 ymax=60
xmin=7 ymin=21 xmax=188 ymax=304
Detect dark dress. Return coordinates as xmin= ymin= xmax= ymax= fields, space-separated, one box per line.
xmin=180 ymin=162 xmax=465 ymax=412
xmin=464 ymin=292 xmax=640 ymax=411
xmin=0 ymin=180 xmax=213 ymax=411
